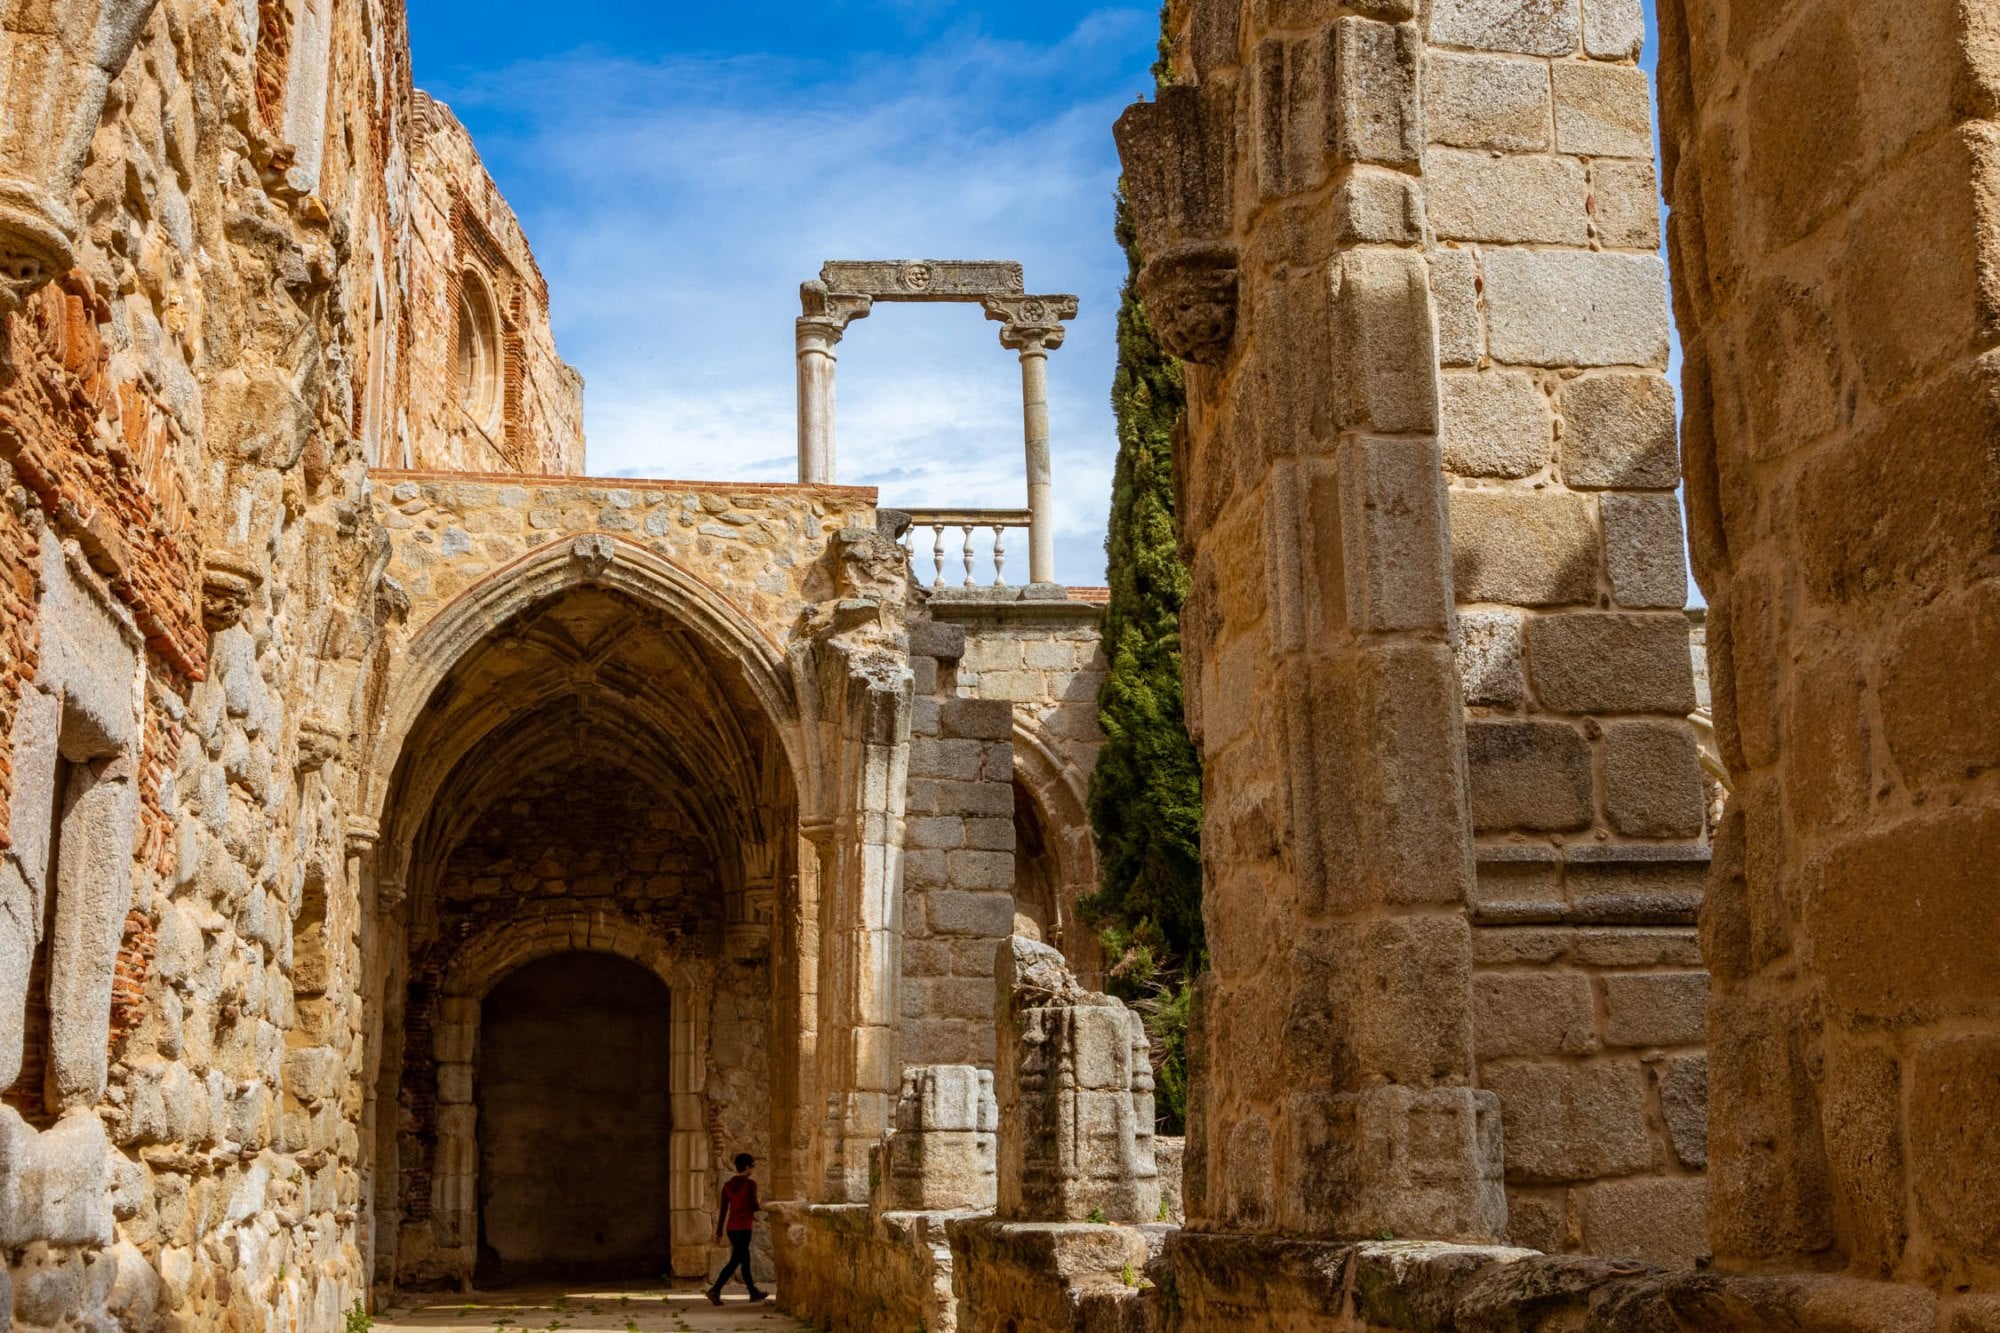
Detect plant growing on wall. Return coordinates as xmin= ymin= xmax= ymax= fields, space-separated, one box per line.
xmin=1085 ymin=177 xmax=1204 ymax=1133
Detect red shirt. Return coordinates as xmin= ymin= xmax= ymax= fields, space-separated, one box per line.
xmin=719 ymin=1174 xmax=759 ymax=1232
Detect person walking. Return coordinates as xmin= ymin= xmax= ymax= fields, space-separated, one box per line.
xmin=706 ymin=1153 xmax=768 ymax=1304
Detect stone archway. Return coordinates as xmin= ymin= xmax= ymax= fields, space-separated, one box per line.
xmin=435 ymin=912 xmax=716 ymax=1281
xmin=475 ymin=953 xmax=672 ymax=1282
xmin=1012 ymin=720 xmax=1104 ymax=987
xmin=363 ymin=541 xmax=805 ymax=1290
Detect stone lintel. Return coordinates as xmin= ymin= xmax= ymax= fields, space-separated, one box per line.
xmin=819 ymin=259 xmax=1024 ymax=300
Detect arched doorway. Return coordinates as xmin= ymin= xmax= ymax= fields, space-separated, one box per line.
xmin=363 ymin=554 xmax=805 ymax=1289
xmin=476 ymin=953 xmax=673 ymax=1284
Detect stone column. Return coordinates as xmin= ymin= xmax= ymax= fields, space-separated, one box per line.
xmin=1661 ymin=0 xmax=2000 ymax=1303
xmin=1117 ymin=5 xmax=1504 ymax=1247
xmin=795 ymin=282 xmax=871 ymax=484
xmin=1014 ymin=338 xmax=1056 ymax=586
xmin=986 ymin=295 xmax=1078 ymax=589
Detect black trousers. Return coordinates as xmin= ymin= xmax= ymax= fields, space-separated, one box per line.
xmin=715 ymin=1229 xmax=756 ymax=1291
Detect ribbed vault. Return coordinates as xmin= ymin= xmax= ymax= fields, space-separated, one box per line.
xmin=390 ymin=585 xmax=792 ymax=925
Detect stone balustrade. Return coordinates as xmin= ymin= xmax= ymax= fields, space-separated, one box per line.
xmin=900 ymin=508 xmax=1034 ymax=590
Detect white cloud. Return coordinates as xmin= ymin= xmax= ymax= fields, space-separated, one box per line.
xmin=427 ymin=11 xmax=1153 ymax=584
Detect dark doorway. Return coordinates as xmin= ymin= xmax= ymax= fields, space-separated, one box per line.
xmin=476 ymin=953 xmax=672 ymax=1283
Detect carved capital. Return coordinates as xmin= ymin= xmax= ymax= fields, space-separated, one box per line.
xmin=1114 ymin=82 xmax=1235 ymax=263
xmin=799 ymin=280 xmax=874 ymax=345
xmin=1136 ymin=244 xmax=1239 ymax=365
xmin=981 ymin=294 xmax=1079 ymax=353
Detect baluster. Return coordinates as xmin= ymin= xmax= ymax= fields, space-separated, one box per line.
xmin=961 ymin=524 xmax=977 ymax=587
xmin=992 ymin=524 xmax=1008 ymax=585
xmin=931 ymin=524 xmax=947 ymax=590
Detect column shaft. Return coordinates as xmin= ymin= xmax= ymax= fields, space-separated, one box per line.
xmin=796 ymin=324 xmax=838 ymax=484
xmin=1018 ymin=344 xmax=1056 ymax=585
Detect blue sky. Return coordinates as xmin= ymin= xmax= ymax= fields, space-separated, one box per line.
xmin=409 ymin=2 xmax=1666 ymax=587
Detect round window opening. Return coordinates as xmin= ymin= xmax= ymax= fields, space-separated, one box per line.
xmin=456 ymin=269 xmax=501 ymax=429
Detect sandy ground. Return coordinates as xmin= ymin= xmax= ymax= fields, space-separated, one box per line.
xmin=371 ymin=1283 xmax=807 ymax=1333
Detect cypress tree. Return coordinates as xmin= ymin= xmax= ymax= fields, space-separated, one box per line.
xmin=1085 ymin=178 xmax=1203 ymax=1136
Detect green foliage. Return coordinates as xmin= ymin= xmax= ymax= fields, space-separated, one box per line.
xmin=1086 ymin=187 xmax=1202 ymax=962
xmin=345 ymin=1303 xmax=374 ymax=1333
xmin=1086 ymin=148 xmax=1204 ymax=1135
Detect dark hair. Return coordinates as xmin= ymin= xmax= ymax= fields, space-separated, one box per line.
xmin=734 ymin=1152 xmax=754 ymax=1171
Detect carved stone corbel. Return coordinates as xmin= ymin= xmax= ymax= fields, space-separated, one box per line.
xmin=201 ymin=551 xmax=263 ymax=632
xmin=1136 ymin=243 xmax=1239 ymax=365
xmin=0 ymin=0 xmax=161 ymax=312
xmin=1115 ymin=80 xmax=1242 ymax=364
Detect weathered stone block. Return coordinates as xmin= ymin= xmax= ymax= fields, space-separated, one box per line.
xmin=1560 ymin=371 xmax=1679 ymax=488
xmin=1331 ymin=18 xmax=1422 ymax=166
xmin=874 ymin=1065 xmax=998 ymax=1212
xmin=1577 ymin=1177 xmax=1709 ymax=1265
xmin=1329 ymin=248 xmax=1441 ymax=433
xmin=1474 ymin=972 xmax=1595 ymax=1058
xmin=1581 ymin=0 xmax=1643 ymax=57
xmin=1328 ymin=167 xmax=1424 ymax=245
xmin=1601 ymin=971 xmax=1708 ymax=1048
xmin=1526 ymin=612 xmax=1699 ymax=714
xmin=1466 ymin=719 xmax=1594 ymax=833
xmin=1600 ymin=719 xmax=1707 ymax=837
xmin=995 ymin=938 xmax=1158 ymax=1224
xmin=1878 ymin=579 xmax=2000 ymax=793
xmin=1428 ymin=149 xmax=1590 ymax=245
xmin=1601 ymin=493 xmax=1688 ymax=608
xmin=1660 ymin=1054 xmax=1709 ymax=1169
xmin=926 ymin=889 xmax=1015 ymax=937
xmin=1427 ymin=51 xmax=1551 ymax=151
xmin=1450 ymin=489 xmax=1599 ymax=606
xmin=940 ymin=697 xmax=1013 ymax=740
xmin=1340 ymin=436 xmax=1453 ymax=633
xmin=1483 ymin=1059 xmax=1653 ymax=1183
xmin=1484 ymin=252 xmax=1670 ymax=368
xmin=1455 ymin=608 xmax=1526 ymax=707
xmin=1430 ymin=247 xmax=1483 ymax=367
xmin=1591 ymin=158 xmax=1663 ymax=249
xmin=946 ymin=849 xmax=1015 ymax=892
xmin=1430 ymin=0 xmax=1581 ymax=56
xmin=1281 ymin=1084 xmax=1507 ymax=1240
xmin=909 ymin=620 xmax=966 ymax=660
xmin=908 ymin=815 xmax=967 ymax=851
xmin=1440 ymin=371 xmax=1552 ymax=478
xmin=1553 ymin=61 xmax=1653 ymax=158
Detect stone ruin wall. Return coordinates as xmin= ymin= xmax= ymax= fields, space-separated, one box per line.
xmin=1659 ymin=0 xmax=2000 ymax=1305
xmin=402 ymin=96 xmax=585 ymax=476
xmin=1416 ymin=3 xmax=1712 ymax=1261
xmin=898 ymin=596 xmax=1109 ymax=1073
xmin=1119 ymin=0 xmax=1713 ymax=1274
xmin=0 ymin=0 xmax=581 ymax=1326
